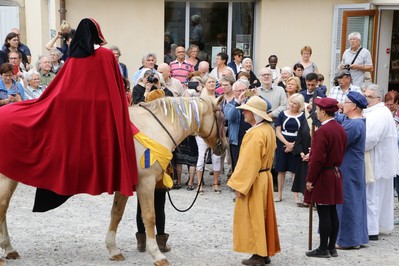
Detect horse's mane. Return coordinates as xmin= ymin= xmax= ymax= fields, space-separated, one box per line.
xmin=136 ymin=97 xmax=215 ymax=130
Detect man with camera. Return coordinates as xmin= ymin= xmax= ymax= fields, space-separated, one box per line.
xmin=340 ymin=32 xmax=373 ymax=87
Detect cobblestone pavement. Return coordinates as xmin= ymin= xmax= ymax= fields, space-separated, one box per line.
xmin=3 ymin=169 xmax=399 ymax=265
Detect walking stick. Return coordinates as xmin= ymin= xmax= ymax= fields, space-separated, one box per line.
xmin=308 ymin=87 xmax=317 ymax=250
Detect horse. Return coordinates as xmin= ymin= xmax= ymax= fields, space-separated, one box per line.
xmin=0 ymin=96 xmax=227 ymax=266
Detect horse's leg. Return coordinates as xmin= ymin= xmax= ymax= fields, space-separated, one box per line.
xmin=105 ymin=191 xmax=128 ymax=261
xmin=137 ymin=173 xmax=169 ymax=266
xmin=0 ymin=174 xmax=20 ymax=260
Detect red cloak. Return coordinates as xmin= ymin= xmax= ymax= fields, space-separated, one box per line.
xmin=0 ymin=47 xmax=138 ymax=197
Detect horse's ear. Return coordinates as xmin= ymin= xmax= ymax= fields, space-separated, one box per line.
xmin=216 ymin=95 xmax=224 ymax=106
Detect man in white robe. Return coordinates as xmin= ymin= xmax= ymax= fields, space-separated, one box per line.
xmin=363 ymin=84 xmax=399 ymax=240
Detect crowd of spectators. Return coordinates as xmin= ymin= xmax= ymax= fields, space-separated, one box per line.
xmin=1 ymin=25 xmax=398 ymax=264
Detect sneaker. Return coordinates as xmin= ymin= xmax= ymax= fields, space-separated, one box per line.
xmin=305 ymin=248 xmax=331 ymax=258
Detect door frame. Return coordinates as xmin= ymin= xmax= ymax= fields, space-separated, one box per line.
xmin=340 ymin=10 xmax=378 ymax=80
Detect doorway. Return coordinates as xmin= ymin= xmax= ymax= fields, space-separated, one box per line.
xmin=389 ymin=10 xmax=399 ymax=92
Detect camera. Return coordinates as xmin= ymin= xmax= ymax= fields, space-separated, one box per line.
xmin=187 ymin=81 xmax=199 ymax=90
xmin=344 ymin=64 xmax=351 ymax=70
xmin=147 ymin=74 xmax=159 ymax=84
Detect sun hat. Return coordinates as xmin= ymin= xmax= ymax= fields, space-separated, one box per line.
xmin=237 ymin=96 xmax=272 ymax=122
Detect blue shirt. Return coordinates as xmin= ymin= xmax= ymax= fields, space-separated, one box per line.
xmin=0 ymin=79 xmax=25 ymax=100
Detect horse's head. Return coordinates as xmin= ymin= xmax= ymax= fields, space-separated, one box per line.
xmin=197 ymin=97 xmax=228 ymax=156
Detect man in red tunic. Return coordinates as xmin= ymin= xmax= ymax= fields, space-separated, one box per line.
xmin=0 ymin=18 xmax=138 ymax=211
xmin=304 ymin=98 xmax=347 ymax=258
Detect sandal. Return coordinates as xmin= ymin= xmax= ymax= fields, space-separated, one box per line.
xmin=187 ymin=185 xmax=194 ymax=191
xmin=173 ymin=183 xmax=181 ymax=189
xmin=197 ymin=185 xmax=204 ymax=194
xmin=213 ymin=184 xmax=221 ymax=193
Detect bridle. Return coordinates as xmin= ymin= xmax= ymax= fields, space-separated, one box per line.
xmin=137 ymin=98 xmax=225 ymax=212
xmin=138 ymin=98 xmax=224 ymax=151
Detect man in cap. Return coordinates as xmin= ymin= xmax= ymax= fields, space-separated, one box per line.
xmin=339 ymin=32 xmax=373 ymax=87
xmin=335 ymin=91 xmax=369 ymax=249
xmin=328 ymin=69 xmax=361 ymax=110
xmin=228 ymin=96 xmax=280 ymax=265
xmin=305 ymin=97 xmax=347 ymax=258
xmin=363 ymin=84 xmax=399 ymax=240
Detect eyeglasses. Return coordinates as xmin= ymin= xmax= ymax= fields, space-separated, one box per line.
xmin=236 ymin=54 xmax=243 ymax=57
xmin=364 ymin=95 xmax=380 ymax=100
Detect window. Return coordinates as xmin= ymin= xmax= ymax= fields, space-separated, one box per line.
xmin=164 ymin=1 xmax=255 ymax=67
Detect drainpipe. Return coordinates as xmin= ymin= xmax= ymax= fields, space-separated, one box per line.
xmin=59 ymin=0 xmax=66 ymax=45
xmin=59 ymin=0 xmax=66 ymax=23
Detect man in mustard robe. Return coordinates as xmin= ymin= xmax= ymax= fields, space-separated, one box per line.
xmin=228 ymin=96 xmax=280 ymax=265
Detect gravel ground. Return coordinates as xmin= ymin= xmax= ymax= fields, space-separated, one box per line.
xmin=2 ymin=169 xmax=399 ymax=266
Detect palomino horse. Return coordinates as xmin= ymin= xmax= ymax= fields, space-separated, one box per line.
xmin=0 ymin=96 xmax=227 ymax=266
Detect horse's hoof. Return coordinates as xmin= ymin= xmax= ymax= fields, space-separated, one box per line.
xmin=110 ymin=253 xmax=125 ymax=261
xmin=154 ymin=258 xmax=169 ymax=266
xmin=5 ymin=251 xmax=20 ymax=259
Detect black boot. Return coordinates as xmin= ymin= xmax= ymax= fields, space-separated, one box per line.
xmin=156 ymin=233 xmax=171 ymax=253
xmin=135 ymin=232 xmax=146 ymax=252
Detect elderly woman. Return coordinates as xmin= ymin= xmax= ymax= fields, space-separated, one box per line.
xmin=49 ymin=48 xmax=64 ymax=74
xmin=238 ymin=57 xmax=260 ymax=88
xmin=109 ymin=45 xmax=128 ymax=79
xmin=24 ymin=69 xmax=46 ymax=99
xmin=276 ymin=66 xmax=293 ymax=89
xmin=0 ymin=62 xmax=24 ymax=106
xmin=3 ymin=32 xmax=29 ymax=70
xmin=275 ymin=93 xmax=305 ymax=203
xmin=296 ymin=46 xmax=319 ymax=77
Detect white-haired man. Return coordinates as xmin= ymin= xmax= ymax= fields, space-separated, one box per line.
xmin=340 ymin=32 xmax=373 ymax=87
xmin=363 ymin=84 xmax=399 ymax=241
xmin=132 ymin=52 xmax=157 ymax=85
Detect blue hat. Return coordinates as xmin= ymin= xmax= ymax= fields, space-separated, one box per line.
xmin=346 ymin=91 xmax=368 ymax=109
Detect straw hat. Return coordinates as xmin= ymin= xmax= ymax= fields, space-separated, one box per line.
xmin=237 ymin=96 xmax=272 ymax=122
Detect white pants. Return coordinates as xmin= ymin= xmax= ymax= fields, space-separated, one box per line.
xmin=195 ymin=136 xmax=221 ymax=171
xmin=366 ymin=178 xmax=394 ymax=235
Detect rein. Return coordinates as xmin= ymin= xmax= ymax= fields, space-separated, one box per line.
xmin=138 ymin=99 xmax=218 ymax=212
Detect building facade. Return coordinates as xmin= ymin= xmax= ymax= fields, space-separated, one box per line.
xmin=1 ymin=0 xmax=399 ymax=91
